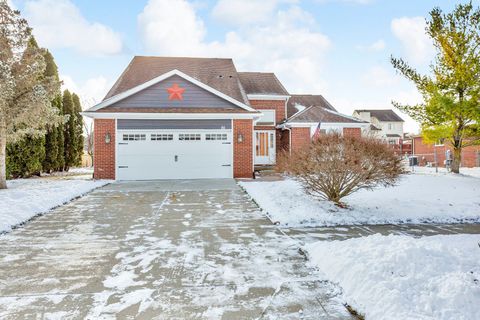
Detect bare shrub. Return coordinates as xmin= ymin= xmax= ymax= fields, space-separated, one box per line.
xmin=278 ymin=133 xmax=405 ymax=206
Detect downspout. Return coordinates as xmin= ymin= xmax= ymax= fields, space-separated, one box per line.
xmin=283 ymin=96 xmax=292 ymax=155
xmin=285 ymin=126 xmax=292 ymax=156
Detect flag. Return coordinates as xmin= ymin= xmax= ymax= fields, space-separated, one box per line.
xmin=312 ymin=122 xmax=322 ymax=140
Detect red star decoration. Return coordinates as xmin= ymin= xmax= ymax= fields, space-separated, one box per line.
xmin=166 ymin=83 xmax=185 ymax=101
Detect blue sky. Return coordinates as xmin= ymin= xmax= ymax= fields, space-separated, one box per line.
xmin=10 ymin=0 xmax=477 ymax=132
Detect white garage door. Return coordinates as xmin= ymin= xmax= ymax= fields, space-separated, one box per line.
xmin=117 ymin=130 xmax=232 ymax=180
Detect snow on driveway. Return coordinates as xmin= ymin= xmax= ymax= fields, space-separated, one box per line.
xmin=0 ymin=178 xmax=108 ymax=233
xmin=240 ymin=172 xmax=480 ymax=226
xmin=305 ymin=234 xmax=480 ymax=320
xmin=0 ymin=180 xmax=351 ymax=319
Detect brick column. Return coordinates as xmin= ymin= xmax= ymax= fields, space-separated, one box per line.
xmin=343 ymin=127 xmax=362 ymax=138
xmin=233 ymin=119 xmax=253 ymax=178
xmin=94 ymin=119 xmax=116 ymax=179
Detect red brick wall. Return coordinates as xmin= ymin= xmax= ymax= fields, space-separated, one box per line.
xmin=233 ymin=119 xmax=253 ymax=178
xmin=291 ymin=127 xmax=311 ymax=153
xmin=413 ymin=136 xmax=480 ymax=167
xmin=94 ymin=119 xmax=116 ymax=179
xmin=249 ymin=100 xmax=286 ymax=123
xmin=343 ymin=127 xmax=362 ymax=138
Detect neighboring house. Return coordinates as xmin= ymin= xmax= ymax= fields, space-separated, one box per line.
xmin=412 ymin=136 xmax=480 ymax=167
xmin=83 ymin=56 xmax=365 ymax=181
xmin=278 ymin=95 xmax=369 ymax=152
xmin=353 ymin=109 xmax=404 ymax=144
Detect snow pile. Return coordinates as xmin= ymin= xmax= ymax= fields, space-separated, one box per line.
xmin=0 ymin=178 xmax=108 ymax=233
xmin=239 ymin=173 xmax=480 ymax=226
xmin=305 ymin=234 xmax=480 ymax=320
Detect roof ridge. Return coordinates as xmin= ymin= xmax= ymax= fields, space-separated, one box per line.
xmin=133 ymin=55 xmax=233 ymax=61
xmin=103 ymin=57 xmax=137 ymax=100
xmin=287 ymin=104 xmax=314 ymax=122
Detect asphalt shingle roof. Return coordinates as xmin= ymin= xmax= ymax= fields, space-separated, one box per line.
xmin=237 ymin=72 xmax=289 ymax=96
xmin=355 ymin=109 xmax=404 ymax=122
xmin=286 ymin=95 xmax=337 ymax=118
xmin=288 ymin=105 xmax=368 ymax=124
xmin=103 ymin=56 xmax=249 ymax=104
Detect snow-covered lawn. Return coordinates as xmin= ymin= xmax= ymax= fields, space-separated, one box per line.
xmin=305 ymin=234 xmax=480 ymax=320
xmin=0 ymin=178 xmax=108 ymax=233
xmin=411 ymin=166 xmax=480 ymax=178
xmin=239 ymin=171 xmax=480 ymax=226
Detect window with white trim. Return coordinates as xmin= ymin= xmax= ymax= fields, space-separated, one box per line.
xmin=435 ymin=138 xmax=445 ymax=146
xmin=255 ymin=110 xmax=276 ymax=125
xmin=151 ymin=134 xmax=173 ymax=141
xmin=123 ymin=134 xmax=146 ymax=141
xmin=205 ymin=133 xmax=227 ymax=141
xmin=179 ymin=133 xmax=201 ymax=141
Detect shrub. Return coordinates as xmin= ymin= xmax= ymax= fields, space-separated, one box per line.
xmin=278 ymin=133 xmax=405 ymax=206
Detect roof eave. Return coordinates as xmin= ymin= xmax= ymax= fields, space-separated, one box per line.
xmin=246 ymin=94 xmax=290 ymax=101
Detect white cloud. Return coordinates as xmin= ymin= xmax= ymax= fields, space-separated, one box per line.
xmin=362 ymin=65 xmax=399 ymax=87
xmin=61 ymin=75 xmax=111 ymax=109
xmin=316 ymin=0 xmax=374 ymax=4
xmin=391 ymin=16 xmax=434 ymax=65
xmin=138 ymin=0 xmax=331 ymax=93
xmin=357 ymin=39 xmax=385 ymax=51
xmin=138 ymin=0 xmax=206 ymax=56
xmin=24 ymin=0 xmax=122 ymax=56
xmin=211 ymin=0 xmax=294 ymax=27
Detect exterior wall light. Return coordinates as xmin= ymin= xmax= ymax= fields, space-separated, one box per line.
xmin=237 ymin=133 xmax=244 ymax=143
xmin=105 ymin=132 xmax=111 ymax=144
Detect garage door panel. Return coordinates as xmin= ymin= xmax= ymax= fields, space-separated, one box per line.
xmin=116 ymin=130 xmax=233 ymax=180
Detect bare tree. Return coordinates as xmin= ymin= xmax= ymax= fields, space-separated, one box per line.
xmin=278 ymin=133 xmax=405 ymax=206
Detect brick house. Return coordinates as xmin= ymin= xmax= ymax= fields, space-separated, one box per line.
xmin=412 ymin=136 xmax=480 ymax=167
xmin=83 ymin=56 xmax=368 ymax=180
xmin=278 ymin=95 xmax=368 ymax=153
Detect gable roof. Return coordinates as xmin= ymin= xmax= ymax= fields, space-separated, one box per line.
xmin=354 ymin=109 xmax=404 ymax=122
xmin=238 ymin=72 xmax=289 ymax=96
xmin=287 ymin=94 xmax=337 ymax=118
xmin=86 ymin=69 xmax=257 ymax=113
xmin=104 ymin=56 xmax=249 ymax=104
xmin=287 ymin=105 xmax=368 ymax=124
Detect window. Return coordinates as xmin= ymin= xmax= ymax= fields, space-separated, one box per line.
xmin=388 ymin=123 xmax=394 ymax=130
xmin=388 ymin=139 xmax=397 ymax=145
xmin=179 ymin=133 xmax=201 ymax=141
xmin=123 ymin=134 xmax=146 ymax=141
xmin=205 ymin=133 xmax=227 ymax=141
xmin=255 ymin=110 xmax=276 ymax=125
xmin=435 ymin=138 xmax=445 ymax=146
xmin=151 ymin=134 xmax=173 ymax=141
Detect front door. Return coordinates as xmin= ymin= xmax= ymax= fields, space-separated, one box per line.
xmin=254 ymin=130 xmax=276 ymax=165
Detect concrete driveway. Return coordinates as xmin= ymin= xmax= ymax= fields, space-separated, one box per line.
xmin=0 ymin=180 xmax=351 ymax=319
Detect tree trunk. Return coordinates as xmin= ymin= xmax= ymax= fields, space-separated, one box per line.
xmin=451 ymin=145 xmax=462 ymax=174
xmin=0 ymin=119 xmax=7 ymax=189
